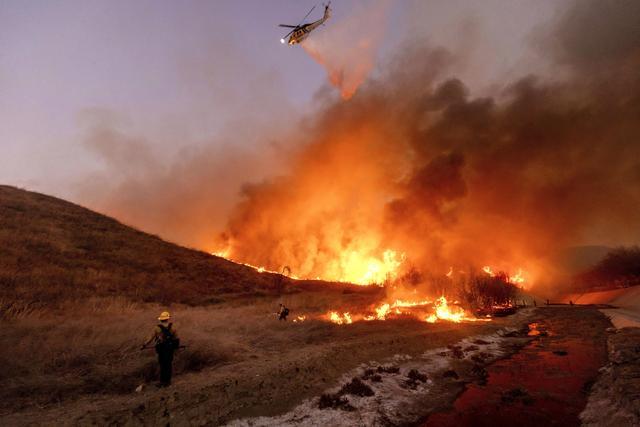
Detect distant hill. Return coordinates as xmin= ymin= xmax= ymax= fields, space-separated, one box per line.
xmin=558 ymin=245 xmax=612 ymax=275
xmin=0 ymin=185 xmax=342 ymax=308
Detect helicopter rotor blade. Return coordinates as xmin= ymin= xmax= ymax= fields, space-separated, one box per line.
xmin=281 ymin=28 xmax=296 ymax=40
xmin=298 ymin=5 xmax=316 ymax=26
xmin=278 ymin=24 xmax=297 ymax=28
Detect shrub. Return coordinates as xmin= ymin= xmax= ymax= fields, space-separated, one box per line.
xmin=576 ymin=246 xmax=640 ymax=289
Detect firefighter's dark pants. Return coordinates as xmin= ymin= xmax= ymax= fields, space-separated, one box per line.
xmin=156 ymin=346 xmax=174 ymax=386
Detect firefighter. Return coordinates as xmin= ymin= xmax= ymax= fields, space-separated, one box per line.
xmin=278 ymin=303 xmax=290 ymax=321
xmin=142 ymin=311 xmax=180 ymax=387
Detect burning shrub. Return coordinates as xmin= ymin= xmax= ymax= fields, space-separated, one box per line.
xmin=457 ymin=272 xmax=519 ymax=310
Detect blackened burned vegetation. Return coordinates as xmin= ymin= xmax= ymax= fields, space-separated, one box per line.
xmin=361 ymin=368 xmax=382 ymax=382
xmin=408 ymin=369 xmax=428 ymax=382
xmin=406 ymin=369 xmax=429 ymax=389
xmin=319 ymin=366 xmax=431 ymax=410
xmin=340 ymin=378 xmax=375 ymax=397
xmin=318 ymin=394 xmax=355 ymax=411
xmin=319 ymin=377 xmax=374 ymax=411
xmin=377 ymin=365 xmax=400 ymax=374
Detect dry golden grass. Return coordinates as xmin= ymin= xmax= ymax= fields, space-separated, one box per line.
xmin=0 ymin=185 xmax=372 ymax=309
xmin=0 ymin=185 xmax=386 ymax=413
xmin=0 ymin=300 xmax=231 ymax=410
xmin=0 ymin=290 xmax=384 ymax=412
xmin=0 ymin=185 xmax=276 ymax=306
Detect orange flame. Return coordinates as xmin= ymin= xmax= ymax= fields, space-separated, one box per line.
xmin=327 ymin=311 xmax=353 ymax=325
xmin=482 ymin=266 xmax=495 ymax=276
xmin=322 ymin=296 xmax=487 ymax=326
xmin=509 ymin=268 xmax=525 ymax=284
xmin=425 ymin=296 xmax=490 ymax=323
xmin=292 ymin=315 xmax=306 ymax=323
xmin=212 ymin=247 xmax=403 ymax=286
xmin=375 ymin=303 xmax=390 ymax=320
xmin=483 ymin=265 xmax=528 ymax=287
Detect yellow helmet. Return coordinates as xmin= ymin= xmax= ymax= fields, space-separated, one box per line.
xmin=158 ymin=311 xmax=171 ymax=321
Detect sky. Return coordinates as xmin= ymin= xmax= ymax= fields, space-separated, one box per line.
xmin=1 ymin=0 xmax=564 ymax=199
xmin=15 ymin=0 xmax=638 ymax=255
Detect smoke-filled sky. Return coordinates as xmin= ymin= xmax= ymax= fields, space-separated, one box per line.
xmin=2 ymin=0 xmax=559 ymax=197
xmin=2 ymin=0 xmax=639 ymax=283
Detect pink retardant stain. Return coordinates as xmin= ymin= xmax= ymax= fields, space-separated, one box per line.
xmin=424 ymin=322 xmax=607 ymax=427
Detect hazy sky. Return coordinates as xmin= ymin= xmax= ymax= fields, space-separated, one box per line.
xmin=1 ymin=0 xmax=564 ymax=201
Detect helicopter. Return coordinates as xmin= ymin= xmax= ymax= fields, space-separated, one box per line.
xmin=279 ymin=2 xmax=331 ymax=46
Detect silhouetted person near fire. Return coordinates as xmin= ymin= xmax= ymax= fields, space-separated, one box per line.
xmin=142 ymin=311 xmax=180 ymax=387
xmin=278 ymin=303 xmax=290 ymax=321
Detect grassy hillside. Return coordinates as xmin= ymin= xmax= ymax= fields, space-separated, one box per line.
xmin=0 ymin=186 xmax=388 ymax=413
xmin=0 ymin=185 xmax=351 ymax=311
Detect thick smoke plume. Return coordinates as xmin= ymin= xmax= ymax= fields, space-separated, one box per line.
xmin=219 ymin=0 xmax=640 ymax=292
xmin=76 ymin=1 xmax=640 ymax=294
xmin=301 ymin=0 xmax=390 ymax=100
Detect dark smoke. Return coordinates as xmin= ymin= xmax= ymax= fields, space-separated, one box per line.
xmin=76 ymin=1 xmax=640 ymax=292
xmin=219 ymin=0 xmax=640 ymax=290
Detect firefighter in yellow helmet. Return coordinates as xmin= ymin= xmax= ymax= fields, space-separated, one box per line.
xmin=142 ymin=311 xmax=180 ymax=387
